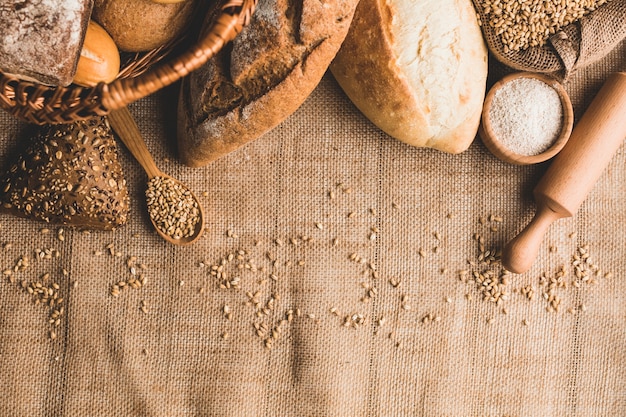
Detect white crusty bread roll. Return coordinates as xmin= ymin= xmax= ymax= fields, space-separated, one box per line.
xmin=330 ymin=0 xmax=488 ymax=153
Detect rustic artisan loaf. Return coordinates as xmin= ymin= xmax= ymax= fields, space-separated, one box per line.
xmin=0 ymin=117 xmax=130 ymax=230
xmin=0 ymin=0 xmax=94 ymax=86
xmin=92 ymin=0 xmax=196 ymax=52
xmin=330 ymin=0 xmax=488 ymax=154
xmin=177 ymin=0 xmax=359 ymax=166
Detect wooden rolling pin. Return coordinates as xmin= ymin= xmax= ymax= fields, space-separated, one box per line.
xmin=502 ymin=72 xmax=626 ymax=274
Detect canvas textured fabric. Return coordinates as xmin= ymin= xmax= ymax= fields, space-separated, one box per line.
xmin=0 ymin=38 xmax=624 ymax=417
xmin=472 ymin=0 xmax=626 ymax=81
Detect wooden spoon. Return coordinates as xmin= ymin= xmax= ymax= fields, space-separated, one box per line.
xmin=108 ymin=107 xmax=205 ymax=245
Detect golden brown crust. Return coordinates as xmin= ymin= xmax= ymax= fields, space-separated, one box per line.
xmin=177 ymin=0 xmax=359 ymax=167
xmin=92 ymin=0 xmax=195 ymax=52
xmin=330 ymin=0 xmax=488 ymax=154
xmin=73 ymin=21 xmax=121 ymax=87
xmin=329 ymin=0 xmax=430 ymax=148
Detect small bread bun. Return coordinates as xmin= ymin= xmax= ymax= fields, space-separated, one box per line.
xmin=73 ymin=21 xmax=120 ymax=87
xmin=0 ymin=0 xmax=93 ymax=86
xmin=330 ymin=0 xmax=488 ymax=154
xmin=92 ymin=0 xmax=196 ymax=52
xmin=0 ymin=117 xmax=130 ymax=230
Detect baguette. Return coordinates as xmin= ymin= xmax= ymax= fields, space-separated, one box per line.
xmin=330 ymin=0 xmax=488 ymax=153
xmin=177 ymin=0 xmax=359 ymax=167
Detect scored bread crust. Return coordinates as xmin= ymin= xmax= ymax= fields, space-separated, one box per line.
xmin=330 ymin=0 xmax=488 ymax=154
xmin=177 ymin=0 xmax=359 ymax=167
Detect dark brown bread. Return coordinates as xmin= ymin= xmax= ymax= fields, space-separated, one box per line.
xmin=177 ymin=0 xmax=359 ymax=167
xmin=0 ymin=117 xmax=130 ymax=230
xmin=92 ymin=0 xmax=196 ymax=52
xmin=0 ymin=0 xmax=93 ymax=86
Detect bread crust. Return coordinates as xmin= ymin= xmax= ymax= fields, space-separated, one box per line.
xmin=0 ymin=118 xmax=130 ymax=230
xmin=330 ymin=0 xmax=488 ymax=154
xmin=92 ymin=0 xmax=195 ymax=52
xmin=177 ymin=0 xmax=359 ymax=167
xmin=0 ymin=0 xmax=93 ymax=86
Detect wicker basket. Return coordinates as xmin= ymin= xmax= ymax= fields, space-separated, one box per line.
xmin=0 ymin=0 xmax=257 ymax=125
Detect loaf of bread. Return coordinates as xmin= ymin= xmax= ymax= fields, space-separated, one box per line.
xmin=0 ymin=0 xmax=93 ymax=86
xmin=0 ymin=117 xmax=130 ymax=230
xmin=177 ymin=0 xmax=359 ymax=167
xmin=330 ymin=0 xmax=488 ymax=154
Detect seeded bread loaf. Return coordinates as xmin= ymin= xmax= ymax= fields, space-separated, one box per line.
xmin=330 ymin=0 xmax=488 ymax=154
xmin=177 ymin=0 xmax=359 ymax=167
xmin=0 ymin=0 xmax=93 ymax=86
xmin=0 ymin=117 xmax=130 ymax=230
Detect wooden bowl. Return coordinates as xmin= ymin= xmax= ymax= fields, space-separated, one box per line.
xmin=479 ymin=72 xmax=574 ymax=165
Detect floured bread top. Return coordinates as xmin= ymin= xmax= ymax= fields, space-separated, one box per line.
xmin=387 ymin=0 xmax=487 ymax=142
xmin=0 ymin=0 xmax=93 ymax=85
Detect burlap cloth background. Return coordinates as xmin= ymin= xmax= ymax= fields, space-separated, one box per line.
xmin=0 ymin=38 xmax=624 ymax=416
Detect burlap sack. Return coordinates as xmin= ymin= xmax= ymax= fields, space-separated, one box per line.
xmin=473 ymin=0 xmax=626 ymax=80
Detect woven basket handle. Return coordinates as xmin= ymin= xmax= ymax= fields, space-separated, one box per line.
xmin=102 ymin=0 xmax=256 ymax=111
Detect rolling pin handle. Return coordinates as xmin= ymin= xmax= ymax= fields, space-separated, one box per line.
xmin=503 ymin=72 xmax=626 ymax=274
xmin=502 ymin=204 xmax=563 ymax=274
